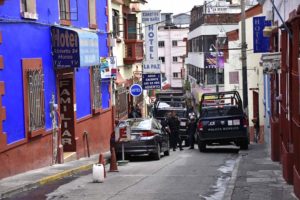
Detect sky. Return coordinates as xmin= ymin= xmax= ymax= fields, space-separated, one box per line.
xmin=143 ymin=0 xmax=204 ymax=15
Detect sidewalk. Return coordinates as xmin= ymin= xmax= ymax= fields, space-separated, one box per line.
xmin=0 ymin=152 xmax=109 ymax=199
xmin=224 ymin=143 xmax=298 ymax=200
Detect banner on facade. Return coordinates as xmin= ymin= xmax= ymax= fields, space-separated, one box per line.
xmin=142 ymin=60 xmax=162 ymax=73
xmin=142 ymin=73 xmax=161 ymax=90
xmin=204 ymin=52 xmax=224 ymax=68
xmin=100 ymin=56 xmax=117 ymax=79
xmin=253 ymin=16 xmax=271 ymax=53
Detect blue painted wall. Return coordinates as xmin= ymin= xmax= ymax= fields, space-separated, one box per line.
xmin=0 ymin=0 xmax=109 ymax=144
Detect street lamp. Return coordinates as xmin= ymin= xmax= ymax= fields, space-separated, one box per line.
xmin=209 ymin=30 xmax=227 ymax=93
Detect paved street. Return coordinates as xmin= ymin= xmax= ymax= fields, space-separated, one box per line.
xmin=6 ymin=146 xmax=240 ymax=200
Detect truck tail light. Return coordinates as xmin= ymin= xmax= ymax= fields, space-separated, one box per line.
xmin=198 ymin=121 xmax=203 ymax=131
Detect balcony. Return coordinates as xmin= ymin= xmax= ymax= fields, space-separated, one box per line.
xmin=124 ymin=40 xmax=144 ymax=65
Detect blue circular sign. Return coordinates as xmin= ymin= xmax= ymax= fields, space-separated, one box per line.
xmin=130 ymin=84 xmax=142 ymax=97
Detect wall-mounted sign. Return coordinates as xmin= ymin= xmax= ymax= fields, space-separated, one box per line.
xmin=51 ymin=26 xmax=100 ymax=69
xmin=142 ymin=73 xmax=161 ymax=90
xmin=142 ymin=10 xmax=160 ymax=62
xmin=130 ymin=84 xmax=143 ymax=97
xmin=100 ymin=56 xmax=117 ymax=79
xmin=204 ymin=52 xmax=224 ymax=68
xmin=142 ymin=60 xmax=161 ymax=73
xmin=253 ymin=16 xmax=271 ymax=53
xmin=142 ymin=10 xmax=161 ymax=24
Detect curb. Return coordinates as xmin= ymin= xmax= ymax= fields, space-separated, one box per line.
xmin=223 ymin=152 xmax=243 ymax=200
xmin=0 ymin=163 xmax=95 ymax=200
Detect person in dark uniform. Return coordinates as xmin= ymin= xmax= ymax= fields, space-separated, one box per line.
xmin=187 ymin=112 xmax=197 ymax=149
xmin=168 ymin=111 xmax=183 ymax=151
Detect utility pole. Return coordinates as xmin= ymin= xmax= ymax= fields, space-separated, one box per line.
xmin=241 ymin=0 xmax=248 ymax=115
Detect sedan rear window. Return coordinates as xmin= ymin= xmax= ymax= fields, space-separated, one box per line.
xmin=131 ymin=120 xmax=151 ymax=130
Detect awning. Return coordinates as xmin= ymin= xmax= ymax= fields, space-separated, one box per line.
xmin=51 ymin=26 xmax=100 ymax=69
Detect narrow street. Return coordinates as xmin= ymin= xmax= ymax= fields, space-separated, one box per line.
xmin=7 ymin=146 xmax=240 ymax=200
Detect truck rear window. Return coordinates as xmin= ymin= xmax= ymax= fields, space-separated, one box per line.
xmin=201 ymin=106 xmax=242 ymax=117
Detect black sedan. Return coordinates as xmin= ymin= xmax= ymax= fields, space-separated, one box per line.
xmin=115 ymin=118 xmax=170 ymax=160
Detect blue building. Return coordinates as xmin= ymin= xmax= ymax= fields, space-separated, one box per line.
xmin=0 ymin=0 xmax=113 ymax=179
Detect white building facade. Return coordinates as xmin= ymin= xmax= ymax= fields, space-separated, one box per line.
xmin=157 ymin=13 xmax=190 ymax=89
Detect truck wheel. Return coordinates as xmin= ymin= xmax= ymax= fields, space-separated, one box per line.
xmin=198 ymin=140 xmax=206 ymax=152
xmin=240 ymin=140 xmax=248 ymax=150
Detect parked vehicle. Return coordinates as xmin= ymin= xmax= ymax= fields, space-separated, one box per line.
xmin=152 ymin=102 xmax=189 ymax=146
xmin=197 ymin=91 xmax=249 ymax=152
xmin=115 ymin=118 xmax=170 ymax=160
xmin=152 ymin=90 xmax=189 ymax=146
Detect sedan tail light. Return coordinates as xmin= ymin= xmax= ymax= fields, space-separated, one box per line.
xmin=141 ymin=131 xmax=155 ymax=137
xmin=198 ymin=121 xmax=203 ymax=131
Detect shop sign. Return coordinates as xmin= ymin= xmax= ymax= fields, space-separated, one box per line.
xmin=253 ymin=16 xmax=271 ymax=53
xmin=142 ymin=73 xmax=161 ymax=90
xmin=142 ymin=10 xmax=161 ymax=24
xmin=142 ymin=60 xmax=161 ymax=73
xmin=51 ymin=26 xmax=99 ymax=69
xmin=100 ymin=56 xmax=117 ymax=79
xmin=204 ymin=52 xmax=224 ymax=68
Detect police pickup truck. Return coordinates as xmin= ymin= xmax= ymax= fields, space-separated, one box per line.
xmin=152 ymin=90 xmax=189 ymax=146
xmin=197 ymin=91 xmax=249 ymax=152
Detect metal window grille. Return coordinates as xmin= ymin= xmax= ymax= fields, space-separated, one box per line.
xmin=27 ymin=69 xmax=45 ymax=131
xmin=116 ymin=88 xmax=128 ymax=118
xmin=92 ymin=66 xmax=102 ymax=110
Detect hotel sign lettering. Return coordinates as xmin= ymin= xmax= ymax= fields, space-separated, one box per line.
xmin=51 ymin=26 xmax=100 ymax=69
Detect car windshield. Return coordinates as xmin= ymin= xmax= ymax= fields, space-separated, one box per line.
xmin=130 ymin=119 xmax=151 ymax=130
xmin=201 ymin=106 xmax=242 ymax=117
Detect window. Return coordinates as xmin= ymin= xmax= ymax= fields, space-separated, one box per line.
xmin=173 ymin=72 xmax=179 ymax=78
xmin=159 ymin=57 xmax=165 ymax=63
xmin=128 ymin=14 xmax=137 ymax=39
xmin=22 ymin=58 xmax=45 ymax=137
xmin=88 ymin=0 xmax=97 ymax=28
xmin=112 ymin=9 xmax=120 ymax=37
xmin=21 ymin=0 xmax=38 ymax=19
xmin=172 ymin=40 xmax=178 ymax=46
xmin=158 ymin=41 xmax=165 ymax=47
xmin=91 ymin=66 xmax=101 ymax=112
xmin=173 ymin=56 xmax=178 ymax=62
xmin=59 ymin=0 xmax=70 ymax=21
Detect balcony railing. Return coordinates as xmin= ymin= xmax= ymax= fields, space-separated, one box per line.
xmin=124 ymin=39 xmax=144 ymax=64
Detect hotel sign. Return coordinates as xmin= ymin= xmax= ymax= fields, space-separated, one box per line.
xmin=253 ymin=16 xmax=271 ymax=53
xmin=51 ymin=26 xmax=99 ymax=68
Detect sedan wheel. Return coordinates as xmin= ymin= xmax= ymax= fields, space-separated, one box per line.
xmin=164 ymin=141 xmax=170 ymax=156
xmin=153 ymin=144 xmax=161 ymax=160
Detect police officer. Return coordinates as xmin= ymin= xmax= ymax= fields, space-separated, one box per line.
xmin=187 ymin=112 xmax=197 ymax=149
xmin=168 ymin=111 xmax=183 ymax=151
